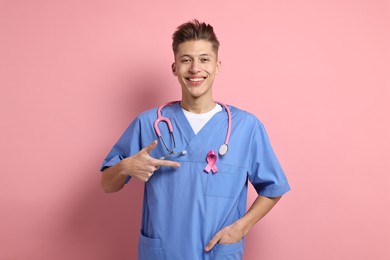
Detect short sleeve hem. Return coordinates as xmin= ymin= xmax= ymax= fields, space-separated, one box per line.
xmin=258 ymin=184 xmax=291 ymax=198
xmin=100 ymin=154 xmax=124 ymax=171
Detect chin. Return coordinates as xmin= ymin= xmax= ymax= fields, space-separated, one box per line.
xmin=188 ymin=89 xmax=212 ymax=99
xmin=180 ymin=82 xmax=212 ymax=98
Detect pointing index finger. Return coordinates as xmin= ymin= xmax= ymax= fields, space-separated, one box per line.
xmin=155 ymin=159 xmax=181 ymax=168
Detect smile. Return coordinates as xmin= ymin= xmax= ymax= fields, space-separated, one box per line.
xmin=185 ymin=77 xmax=207 ymax=85
xmin=188 ymin=77 xmax=205 ymax=82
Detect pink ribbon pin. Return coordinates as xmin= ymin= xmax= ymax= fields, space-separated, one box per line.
xmin=204 ymin=150 xmax=218 ymax=174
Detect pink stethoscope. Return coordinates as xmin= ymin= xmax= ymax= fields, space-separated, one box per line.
xmin=154 ymin=101 xmax=231 ymax=173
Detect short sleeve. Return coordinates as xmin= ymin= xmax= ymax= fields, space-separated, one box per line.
xmin=248 ymin=121 xmax=290 ymax=197
xmin=100 ymin=117 xmax=142 ymax=183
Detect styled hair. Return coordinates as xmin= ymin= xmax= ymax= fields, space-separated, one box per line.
xmin=172 ymin=19 xmax=220 ymax=55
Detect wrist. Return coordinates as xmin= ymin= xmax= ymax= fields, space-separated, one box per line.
xmin=118 ymin=157 xmax=133 ymax=176
xmin=236 ymin=217 xmax=252 ymax=236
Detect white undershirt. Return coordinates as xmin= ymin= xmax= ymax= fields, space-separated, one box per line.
xmin=181 ymin=104 xmax=223 ymax=134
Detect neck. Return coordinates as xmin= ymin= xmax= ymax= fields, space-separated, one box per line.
xmin=180 ymin=96 xmax=216 ymax=114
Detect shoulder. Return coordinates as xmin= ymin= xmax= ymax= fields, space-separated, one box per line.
xmin=129 ymin=106 xmax=160 ymax=125
xmin=228 ymin=104 xmax=264 ymax=128
xmin=118 ymin=107 xmax=158 ymax=134
xmin=137 ymin=106 xmax=158 ymax=119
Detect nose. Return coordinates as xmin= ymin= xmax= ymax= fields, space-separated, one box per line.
xmin=189 ymin=60 xmax=201 ymax=74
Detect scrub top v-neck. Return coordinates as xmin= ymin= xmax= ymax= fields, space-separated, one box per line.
xmin=170 ymin=103 xmax=228 ymax=161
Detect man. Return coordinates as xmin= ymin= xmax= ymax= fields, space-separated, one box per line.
xmin=101 ymin=20 xmax=290 ymax=260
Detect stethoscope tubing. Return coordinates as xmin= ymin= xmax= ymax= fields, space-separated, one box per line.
xmin=154 ymin=100 xmax=232 ymax=157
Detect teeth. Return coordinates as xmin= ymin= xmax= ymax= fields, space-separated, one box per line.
xmin=188 ymin=78 xmax=204 ymax=82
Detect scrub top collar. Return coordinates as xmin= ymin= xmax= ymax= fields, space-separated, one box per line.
xmin=168 ymin=103 xmax=230 ymax=161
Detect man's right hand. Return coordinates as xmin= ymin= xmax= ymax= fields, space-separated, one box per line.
xmin=121 ymin=140 xmax=181 ymax=182
xmin=101 ymin=140 xmax=181 ymax=192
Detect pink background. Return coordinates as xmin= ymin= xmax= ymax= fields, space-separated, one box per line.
xmin=1 ymin=0 xmax=389 ymax=259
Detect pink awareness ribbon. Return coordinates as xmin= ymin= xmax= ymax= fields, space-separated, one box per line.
xmin=204 ymin=150 xmax=218 ymax=174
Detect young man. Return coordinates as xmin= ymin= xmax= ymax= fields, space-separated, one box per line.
xmin=101 ymin=20 xmax=290 ymax=260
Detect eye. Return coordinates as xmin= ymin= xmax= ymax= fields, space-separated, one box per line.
xmin=201 ymin=58 xmax=210 ymax=63
xmin=181 ymin=58 xmax=191 ymax=63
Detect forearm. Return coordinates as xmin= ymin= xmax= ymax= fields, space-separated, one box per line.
xmin=238 ymin=195 xmax=282 ymax=235
xmin=101 ymin=160 xmax=129 ymax=193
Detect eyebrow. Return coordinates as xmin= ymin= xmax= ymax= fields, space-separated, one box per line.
xmin=179 ymin=54 xmax=213 ymax=58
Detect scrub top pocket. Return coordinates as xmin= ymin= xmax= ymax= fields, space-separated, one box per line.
xmin=138 ymin=232 xmax=165 ymax=260
xmin=211 ymin=240 xmax=244 ymax=260
xmin=204 ymin=165 xmax=243 ymax=198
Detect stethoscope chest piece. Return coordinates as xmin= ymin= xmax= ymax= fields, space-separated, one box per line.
xmin=218 ymin=144 xmax=229 ymax=156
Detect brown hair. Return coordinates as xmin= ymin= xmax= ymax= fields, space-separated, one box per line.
xmin=172 ymin=19 xmax=220 ymax=55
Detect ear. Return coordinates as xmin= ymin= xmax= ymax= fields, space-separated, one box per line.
xmin=171 ymin=62 xmax=177 ymax=76
xmin=215 ymin=60 xmax=222 ymax=75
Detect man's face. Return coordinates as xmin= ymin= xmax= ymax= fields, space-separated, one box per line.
xmin=172 ymin=40 xmax=221 ymax=101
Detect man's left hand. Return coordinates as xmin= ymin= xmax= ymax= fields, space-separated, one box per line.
xmin=204 ymin=220 xmax=247 ymax=252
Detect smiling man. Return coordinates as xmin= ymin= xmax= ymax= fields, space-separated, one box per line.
xmin=101 ymin=20 xmax=290 ymax=260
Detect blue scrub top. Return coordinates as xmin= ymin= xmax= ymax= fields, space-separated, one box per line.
xmin=101 ymin=103 xmax=290 ymax=260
